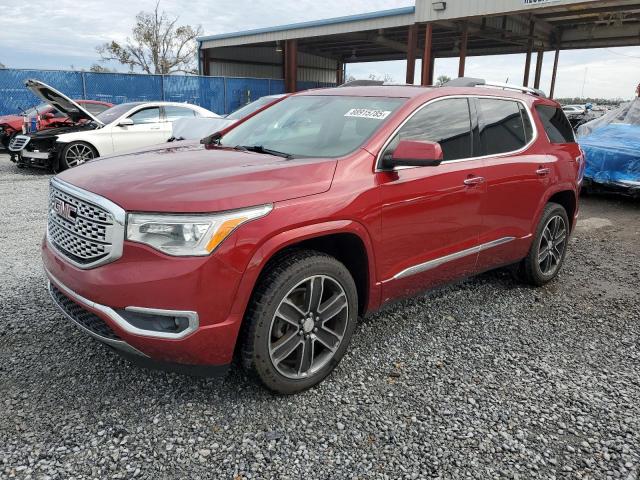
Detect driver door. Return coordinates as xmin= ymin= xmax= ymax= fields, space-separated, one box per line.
xmin=377 ymin=97 xmax=485 ymax=302
xmin=111 ymin=106 xmax=165 ymax=153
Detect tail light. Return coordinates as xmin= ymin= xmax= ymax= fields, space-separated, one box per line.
xmin=576 ymin=147 xmax=586 ymax=184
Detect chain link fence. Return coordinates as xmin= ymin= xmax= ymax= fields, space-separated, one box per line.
xmin=0 ymin=68 xmax=336 ymax=116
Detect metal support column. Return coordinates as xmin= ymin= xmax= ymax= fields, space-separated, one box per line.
xmin=534 ymin=48 xmax=544 ymax=89
xmin=458 ymin=23 xmax=468 ymax=78
xmin=421 ymin=23 xmax=434 ymax=86
xmin=549 ymin=47 xmax=560 ymax=99
xmin=523 ymin=20 xmax=535 ymax=86
xmin=336 ymin=61 xmax=344 ymax=85
xmin=406 ymin=24 xmax=418 ymax=84
xmin=284 ymin=40 xmax=298 ymax=93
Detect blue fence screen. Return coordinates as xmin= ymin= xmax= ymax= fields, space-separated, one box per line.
xmin=0 ymin=68 xmax=334 ymax=116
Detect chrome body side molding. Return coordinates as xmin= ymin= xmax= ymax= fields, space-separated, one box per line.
xmin=391 ymin=237 xmax=516 ymax=281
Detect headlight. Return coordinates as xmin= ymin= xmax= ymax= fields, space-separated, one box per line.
xmin=126 ymin=204 xmax=272 ymax=256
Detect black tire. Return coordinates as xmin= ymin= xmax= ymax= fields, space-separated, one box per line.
xmin=241 ymin=249 xmax=358 ymax=394
xmin=1 ymin=133 xmax=15 ymax=150
xmin=59 ymin=141 xmax=98 ymax=170
xmin=518 ymin=202 xmax=570 ymax=286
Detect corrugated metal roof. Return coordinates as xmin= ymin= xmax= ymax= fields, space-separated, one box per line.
xmin=198 ymin=6 xmax=416 ymax=44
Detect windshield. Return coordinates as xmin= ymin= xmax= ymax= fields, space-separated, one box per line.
xmin=227 ymin=96 xmax=279 ymax=120
xmin=220 ymin=95 xmax=405 ymax=158
xmin=96 ymin=103 xmax=137 ymax=124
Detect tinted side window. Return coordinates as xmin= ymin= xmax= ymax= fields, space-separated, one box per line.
xmin=384 ymin=98 xmax=472 ymax=162
xmin=536 ymin=105 xmax=575 ymax=143
xmin=129 ymin=107 xmax=161 ymax=124
xmin=477 ymin=98 xmax=527 ymax=155
xmin=164 ymin=106 xmax=197 ymax=122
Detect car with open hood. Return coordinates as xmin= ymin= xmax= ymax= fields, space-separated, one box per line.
xmin=0 ymin=96 xmax=111 ymax=151
xmin=42 ymin=79 xmax=583 ymax=394
xmin=9 ymin=79 xmax=218 ymax=170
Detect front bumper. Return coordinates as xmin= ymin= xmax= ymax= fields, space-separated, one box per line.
xmin=42 ymin=237 xmax=246 ymax=369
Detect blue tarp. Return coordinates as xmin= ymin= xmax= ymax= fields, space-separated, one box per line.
xmin=579 ymin=124 xmax=640 ymax=188
xmin=577 ymin=99 xmax=640 ymax=191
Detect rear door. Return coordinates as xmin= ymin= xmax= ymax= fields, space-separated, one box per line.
xmin=377 ymin=97 xmax=485 ymax=302
xmin=474 ymin=97 xmax=551 ymax=271
xmin=111 ymin=106 xmax=165 ymax=152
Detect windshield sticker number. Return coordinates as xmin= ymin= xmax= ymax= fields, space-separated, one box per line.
xmin=344 ymin=108 xmax=391 ymax=120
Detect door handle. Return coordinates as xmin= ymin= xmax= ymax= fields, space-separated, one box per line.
xmin=536 ymin=167 xmax=551 ymax=176
xmin=463 ymin=176 xmax=485 ymax=186
xmin=150 ymin=126 xmax=161 ymax=130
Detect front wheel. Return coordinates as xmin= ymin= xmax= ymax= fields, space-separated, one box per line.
xmin=60 ymin=142 xmax=98 ymax=170
xmin=519 ymin=202 xmax=570 ymax=286
xmin=241 ymin=250 xmax=358 ymax=394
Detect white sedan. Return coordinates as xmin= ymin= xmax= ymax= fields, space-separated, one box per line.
xmin=11 ymin=80 xmax=218 ymax=169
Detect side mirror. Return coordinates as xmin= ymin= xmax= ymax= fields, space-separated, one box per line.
xmin=118 ymin=118 xmax=134 ymax=127
xmin=41 ymin=112 xmax=55 ymax=120
xmin=383 ymin=140 xmax=444 ymax=169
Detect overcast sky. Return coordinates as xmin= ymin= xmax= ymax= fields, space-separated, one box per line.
xmin=3 ymin=0 xmax=639 ymax=100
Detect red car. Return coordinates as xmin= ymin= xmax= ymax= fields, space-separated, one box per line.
xmin=0 ymin=99 xmax=112 ymax=150
xmin=42 ymin=79 xmax=583 ymax=394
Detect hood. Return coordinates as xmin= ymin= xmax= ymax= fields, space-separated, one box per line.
xmin=28 ymin=123 xmax=97 ymax=140
xmin=57 ymin=143 xmax=337 ymax=212
xmin=25 ymin=79 xmax=104 ymax=126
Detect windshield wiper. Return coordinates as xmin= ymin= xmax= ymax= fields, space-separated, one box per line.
xmin=234 ymin=145 xmax=293 ymax=159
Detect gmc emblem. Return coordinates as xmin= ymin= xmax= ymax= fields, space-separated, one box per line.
xmin=54 ymin=198 xmax=77 ymax=223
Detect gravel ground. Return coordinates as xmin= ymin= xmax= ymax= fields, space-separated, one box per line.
xmin=1 ymin=153 xmax=639 ymax=480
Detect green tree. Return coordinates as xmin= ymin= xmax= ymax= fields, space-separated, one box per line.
xmin=96 ymin=1 xmax=202 ymax=74
xmin=436 ymin=75 xmax=451 ymax=86
xmin=89 ymin=64 xmax=117 ymax=73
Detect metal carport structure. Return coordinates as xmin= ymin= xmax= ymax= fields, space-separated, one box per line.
xmin=198 ymin=0 xmax=640 ymax=98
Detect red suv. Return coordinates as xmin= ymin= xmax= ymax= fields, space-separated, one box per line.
xmin=43 ymin=79 xmax=583 ymax=394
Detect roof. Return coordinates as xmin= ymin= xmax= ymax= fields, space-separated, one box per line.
xmin=299 ymin=85 xmax=431 ymax=98
xmin=199 ymin=0 xmax=640 ymax=59
xmin=296 ymin=84 xmax=558 ymax=105
xmin=198 ymin=6 xmax=416 ymax=48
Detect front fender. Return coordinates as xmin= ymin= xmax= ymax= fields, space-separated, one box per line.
xmin=227 ymin=219 xmax=380 ymax=322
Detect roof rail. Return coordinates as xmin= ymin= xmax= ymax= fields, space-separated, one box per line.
xmin=339 ymin=80 xmax=420 ymax=88
xmin=445 ymin=77 xmax=547 ymax=98
xmin=339 ymin=79 xmax=384 ymax=87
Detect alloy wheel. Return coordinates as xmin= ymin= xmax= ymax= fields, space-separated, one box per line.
xmin=65 ymin=144 xmax=94 ymax=167
xmin=268 ymin=275 xmax=348 ymax=379
xmin=538 ymin=215 xmax=567 ymax=276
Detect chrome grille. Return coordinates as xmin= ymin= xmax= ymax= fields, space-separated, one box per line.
xmin=9 ymin=134 xmax=30 ymax=152
xmin=47 ymin=178 xmax=125 ymax=269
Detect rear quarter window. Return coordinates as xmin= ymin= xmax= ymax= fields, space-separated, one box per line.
xmin=536 ymin=105 xmax=575 ymax=144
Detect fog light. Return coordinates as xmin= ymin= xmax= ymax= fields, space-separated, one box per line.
xmin=116 ymin=308 xmax=197 ymax=335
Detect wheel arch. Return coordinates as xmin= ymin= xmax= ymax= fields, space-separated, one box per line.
xmin=547 ymin=190 xmax=577 ymax=230
xmin=532 ymin=185 xmax=578 ymax=234
xmin=231 ymin=220 xmax=379 ymax=324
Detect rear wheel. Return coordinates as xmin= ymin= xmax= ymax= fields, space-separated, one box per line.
xmin=241 ymin=250 xmax=358 ymax=394
xmin=519 ymin=202 xmax=569 ymax=286
xmin=60 ymin=141 xmax=97 ymax=169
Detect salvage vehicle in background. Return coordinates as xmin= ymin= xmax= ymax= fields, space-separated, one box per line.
xmin=9 ymin=80 xmax=218 ymax=170
xmin=0 ymin=99 xmax=112 ymax=151
xmin=43 ymin=79 xmax=583 ymax=394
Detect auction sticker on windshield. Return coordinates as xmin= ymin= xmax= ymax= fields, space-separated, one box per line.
xmin=344 ymin=108 xmax=391 ymax=120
